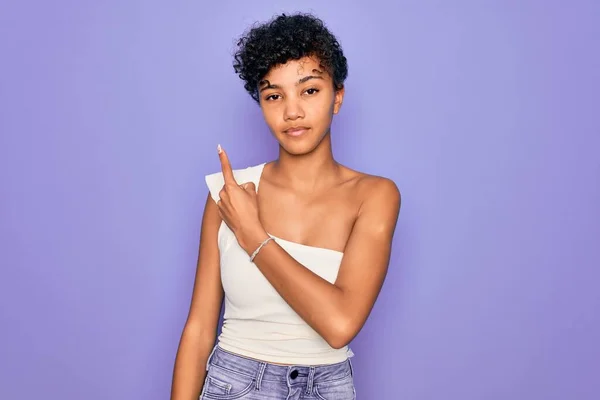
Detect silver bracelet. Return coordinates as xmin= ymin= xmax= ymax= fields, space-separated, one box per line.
xmin=249 ymin=237 xmax=274 ymax=262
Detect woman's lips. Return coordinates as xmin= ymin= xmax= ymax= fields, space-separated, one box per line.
xmin=284 ymin=127 xmax=310 ymax=137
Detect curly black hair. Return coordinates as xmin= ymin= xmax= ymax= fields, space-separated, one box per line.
xmin=233 ymin=13 xmax=348 ymax=103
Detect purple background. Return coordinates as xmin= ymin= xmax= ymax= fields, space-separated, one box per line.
xmin=1 ymin=1 xmax=599 ymax=399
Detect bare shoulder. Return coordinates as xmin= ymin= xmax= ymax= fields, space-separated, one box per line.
xmin=340 ymin=165 xmax=401 ymax=211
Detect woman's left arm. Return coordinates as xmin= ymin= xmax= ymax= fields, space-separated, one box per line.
xmin=248 ymin=179 xmax=400 ymax=349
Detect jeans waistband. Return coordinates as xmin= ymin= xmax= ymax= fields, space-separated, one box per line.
xmin=206 ymin=344 xmax=354 ymax=390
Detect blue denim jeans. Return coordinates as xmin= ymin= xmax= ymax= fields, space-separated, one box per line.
xmin=200 ymin=345 xmax=356 ymax=400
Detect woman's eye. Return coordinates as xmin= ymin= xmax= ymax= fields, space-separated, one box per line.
xmin=304 ymin=88 xmax=319 ymax=95
xmin=265 ymin=94 xmax=280 ymax=101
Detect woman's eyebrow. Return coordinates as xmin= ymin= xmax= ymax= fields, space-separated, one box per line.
xmin=297 ymin=75 xmax=324 ymax=84
xmin=259 ymin=70 xmax=325 ymax=92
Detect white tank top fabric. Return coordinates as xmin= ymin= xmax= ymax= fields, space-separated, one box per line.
xmin=204 ymin=162 xmax=354 ymax=365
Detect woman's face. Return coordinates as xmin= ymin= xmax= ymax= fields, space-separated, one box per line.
xmin=258 ymin=56 xmax=344 ymax=155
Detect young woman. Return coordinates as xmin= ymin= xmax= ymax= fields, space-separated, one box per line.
xmin=171 ymin=13 xmax=401 ymax=400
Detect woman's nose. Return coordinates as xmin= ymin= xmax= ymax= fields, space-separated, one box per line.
xmin=284 ymin=98 xmax=304 ymax=120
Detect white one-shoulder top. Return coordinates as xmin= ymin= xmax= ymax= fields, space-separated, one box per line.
xmin=204 ymin=162 xmax=354 ymax=365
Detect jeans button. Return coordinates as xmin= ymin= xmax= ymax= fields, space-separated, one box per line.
xmin=290 ymin=370 xmax=299 ymax=379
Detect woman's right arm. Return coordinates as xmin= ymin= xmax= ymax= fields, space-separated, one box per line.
xmin=171 ymin=193 xmax=224 ymax=400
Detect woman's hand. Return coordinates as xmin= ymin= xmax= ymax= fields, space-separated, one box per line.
xmin=215 ymin=145 xmax=269 ymax=254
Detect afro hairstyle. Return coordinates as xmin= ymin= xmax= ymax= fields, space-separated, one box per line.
xmin=233 ymin=13 xmax=348 ymax=102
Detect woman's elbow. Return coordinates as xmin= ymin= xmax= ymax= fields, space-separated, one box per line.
xmin=324 ymin=318 xmax=359 ymax=349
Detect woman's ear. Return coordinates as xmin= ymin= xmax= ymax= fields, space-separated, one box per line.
xmin=333 ymin=86 xmax=345 ymax=114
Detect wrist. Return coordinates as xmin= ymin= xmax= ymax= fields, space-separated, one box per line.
xmin=239 ymin=226 xmax=269 ymax=255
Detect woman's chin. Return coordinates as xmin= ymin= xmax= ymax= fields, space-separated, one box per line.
xmin=273 ymin=129 xmax=328 ymax=155
xmin=279 ymin=141 xmax=319 ymax=156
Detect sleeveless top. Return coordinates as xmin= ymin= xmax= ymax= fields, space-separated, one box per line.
xmin=204 ymin=162 xmax=354 ymax=365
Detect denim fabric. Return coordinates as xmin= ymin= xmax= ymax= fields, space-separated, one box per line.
xmin=200 ymin=345 xmax=356 ymax=400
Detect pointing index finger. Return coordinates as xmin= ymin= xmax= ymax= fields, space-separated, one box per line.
xmin=218 ymin=144 xmax=237 ymax=185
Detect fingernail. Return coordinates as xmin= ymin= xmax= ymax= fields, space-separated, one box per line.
xmin=217 ymin=144 xmax=222 ymax=154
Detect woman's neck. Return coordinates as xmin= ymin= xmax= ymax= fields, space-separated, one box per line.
xmin=273 ymin=134 xmax=342 ymax=192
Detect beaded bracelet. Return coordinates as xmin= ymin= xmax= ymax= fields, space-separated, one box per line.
xmin=249 ymin=237 xmax=274 ymax=262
